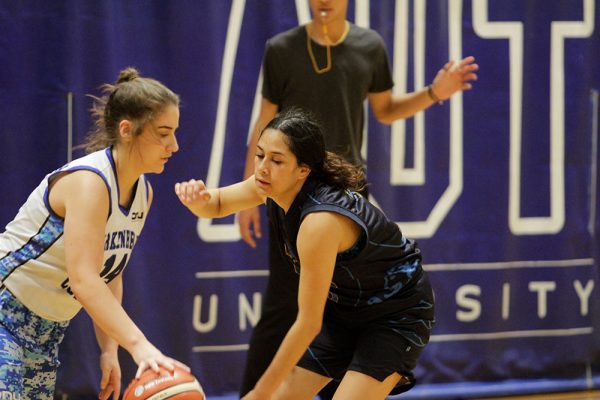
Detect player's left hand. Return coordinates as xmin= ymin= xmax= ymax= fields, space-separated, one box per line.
xmin=430 ymin=56 xmax=479 ymax=101
xmin=98 ymin=351 xmax=121 ymax=400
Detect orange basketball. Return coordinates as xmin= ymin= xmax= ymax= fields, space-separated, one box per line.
xmin=122 ymin=366 xmax=205 ymax=400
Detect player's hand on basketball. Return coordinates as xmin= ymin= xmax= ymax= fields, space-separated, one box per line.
xmin=134 ymin=355 xmax=191 ymax=380
xmin=239 ymin=207 xmax=262 ymax=248
xmin=98 ymin=351 xmax=121 ymax=400
xmin=174 ymin=179 xmax=211 ymax=206
xmin=430 ymin=55 xmax=479 ymax=101
xmin=131 ymin=343 xmax=190 ymax=379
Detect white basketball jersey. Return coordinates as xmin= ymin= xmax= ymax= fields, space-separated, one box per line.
xmin=0 ymin=148 xmax=149 ymax=321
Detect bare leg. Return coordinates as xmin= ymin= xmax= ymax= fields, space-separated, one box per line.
xmin=273 ymin=366 xmax=332 ymax=400
xmin=333 ymin=370 xmax=402 ymax=400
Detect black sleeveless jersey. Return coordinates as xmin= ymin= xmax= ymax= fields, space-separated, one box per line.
xmin=267 ymin=177 xmax=423 ymax=308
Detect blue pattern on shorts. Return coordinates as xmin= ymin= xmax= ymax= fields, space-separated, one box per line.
xmin=0 ymin=287 xmax=69 ymax=399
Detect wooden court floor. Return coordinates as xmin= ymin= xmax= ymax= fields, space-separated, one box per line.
xmin=474 ymin=390 xmax=600 ymax=400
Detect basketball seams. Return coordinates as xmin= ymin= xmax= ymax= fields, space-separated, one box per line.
xmin=122 ymin=367 xmax=204 ymax=400
xmin=144 ymin=380 xmax=204 ymax=400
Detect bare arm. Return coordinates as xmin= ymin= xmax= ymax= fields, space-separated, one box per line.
xmin=93 ymin=275 xmax=122 ymax=355
xmin=57 ymin=172 xmax=149 ymax=353
xmin=239 ymin=98 xmax=279 ymax=248
xmin=51 ymin=171 xmax=185 ymax=380
xmin=369 ymin=56 xmax=479 ymax=124
xmin=247 ymin=212 xmax=350 ymax=398
xmin=175 ymin=176 xmax=265 ymax=218
xmin=95 ymin=275 xmax=123 ymax=400
xmin=244 ymin=98 xmax=279 ymax=179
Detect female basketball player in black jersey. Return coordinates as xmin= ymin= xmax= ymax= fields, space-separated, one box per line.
xmin=175 ymin=108 xmax=434 ymax=400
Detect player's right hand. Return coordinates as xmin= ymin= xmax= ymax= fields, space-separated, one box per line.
xmin=174 ymin=179 xmax=211 ymax=206
xmin=130 ymin=342 xmax=190 ymax=379
xmin=238 ymin=207 xmax=261 ymax=248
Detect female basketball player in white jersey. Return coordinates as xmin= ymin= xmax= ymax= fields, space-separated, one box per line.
xmin=0 ymin=68 xmax=188 ymax=399
xmin=175 ymin=108 xmax=435 ymax=400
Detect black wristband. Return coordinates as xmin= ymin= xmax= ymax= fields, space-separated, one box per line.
xmin=427 ymin=85 xmax=443 ymax=105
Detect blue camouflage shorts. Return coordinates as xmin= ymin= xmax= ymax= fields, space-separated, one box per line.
xmin=0 ymin=286 xmax=69 ymax=399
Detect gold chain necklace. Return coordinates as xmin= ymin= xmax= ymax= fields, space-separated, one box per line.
xmin=306 ymin=22 xmax=349 ymax=74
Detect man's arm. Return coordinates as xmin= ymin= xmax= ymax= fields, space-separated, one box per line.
xmin=239 ymin=98 xmax=279 ymax=248
xmin=369 ymin=56 xmax=478 ymax=124
xmin=243 ymin=98 xmax=280 ymax=179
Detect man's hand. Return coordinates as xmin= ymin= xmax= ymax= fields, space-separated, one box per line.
xmin=430 ymin=56 xmax=479 ymax=101
xmin=239 ymin=207 xmax=262 ymax=248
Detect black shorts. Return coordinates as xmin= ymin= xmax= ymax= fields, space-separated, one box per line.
xmin=297 ymin=271 xmax=434 ymax=395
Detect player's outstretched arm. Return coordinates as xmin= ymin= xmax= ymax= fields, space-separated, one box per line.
xmin=175 ymin=176 xmax=264 ymax=218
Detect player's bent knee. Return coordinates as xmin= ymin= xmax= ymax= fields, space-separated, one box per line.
xmin=273 ymin=367 xmax=331 ymax=400
xmin=333 ymin=371 xmax=403 ymax=400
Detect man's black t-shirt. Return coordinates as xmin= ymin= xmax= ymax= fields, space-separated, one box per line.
xmin=262 ymin=23 xmax=394 ymax=166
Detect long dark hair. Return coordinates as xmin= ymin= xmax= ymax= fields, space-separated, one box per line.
xmin=83 ymin=67 xmax=180 ymax=153
xmin=263 ymin=107 xmax=366 ymax=192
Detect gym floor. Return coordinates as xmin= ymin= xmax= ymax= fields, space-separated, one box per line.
xmin=207 ymin=390 xmax=600 ymax=400
xmin=55 ymin=389 xmax=600 ymax=399
xmin=475 ymin=391 xmax=600 ymax=400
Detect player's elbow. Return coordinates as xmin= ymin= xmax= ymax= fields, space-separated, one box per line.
xmin=308 ymin=321 xmax=323 ymax=338
xmin=376 ymin=114 xmax=394 ymax=125
xmin=69 ymin=278 xmax=91 ymax=302
xmin=372 ymin=108 xmax=395 ymax=125
xmin=68 ymin=271 xmax=103 ymax=303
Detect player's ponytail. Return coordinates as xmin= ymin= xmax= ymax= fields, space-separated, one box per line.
xmin=320 ymin=151 xmax=366 ymax=193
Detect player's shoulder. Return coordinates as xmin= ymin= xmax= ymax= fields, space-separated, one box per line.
xmin=53 ymin=168 xmax=108 ymax=194
xmin=299 ymin=182 xmax=349 ymax=215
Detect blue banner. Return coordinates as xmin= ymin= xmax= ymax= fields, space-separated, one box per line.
xmin=0 ymin=1 xmax=599 ymax=398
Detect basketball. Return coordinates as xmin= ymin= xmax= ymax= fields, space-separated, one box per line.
xmin=122 ymin=366 xmax=205 ymax=400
